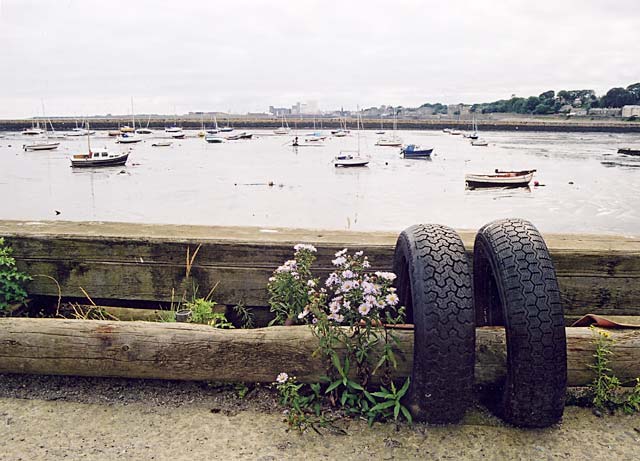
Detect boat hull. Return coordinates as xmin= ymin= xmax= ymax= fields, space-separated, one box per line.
xmin=402 ymin=147 xmax=433 ymax=158
xmin=618 ymin=148 xmax=640 ymax=156
xmin=465 ymin=171 xmax=534 ymax=188
xmin=23 ymin=143 xmax=60 ymax=151
xmin=71 ymin=153 xmax=129 ymax=168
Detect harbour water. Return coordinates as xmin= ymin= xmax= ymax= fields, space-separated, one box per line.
xmin=1 ymin=129 xmax=639 ymax=236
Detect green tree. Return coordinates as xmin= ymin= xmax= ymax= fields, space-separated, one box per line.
xmin=602 ymin=87 xmax=636 ymax=108
xmin=539 ymin=90 xmax=555 ymax=100
xmin=525 ymin=96 xmax=540 ymax=113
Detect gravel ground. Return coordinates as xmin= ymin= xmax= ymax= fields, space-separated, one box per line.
xmin=1 ymin=374 xmax=639 ymax=460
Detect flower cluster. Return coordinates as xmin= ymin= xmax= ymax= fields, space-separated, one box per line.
xmin=309 ymin=248 xmax=399 ymax=326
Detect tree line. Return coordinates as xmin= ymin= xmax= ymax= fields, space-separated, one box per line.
xmin=419 ymin=83 xmax=640 ymax=115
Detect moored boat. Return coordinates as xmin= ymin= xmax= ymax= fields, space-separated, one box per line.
xmin=471 ymin=139 xmax=488 ymax=146
xmin=226 ymin=131 xmax=252 ymax=140
xmin=333 ymin=152 xmax=369 ymax=167
xmin=401 ymin=144 xmax=433 ymax=158
xmin=465 ymin=169 xmax=536 ymax=188
xmin=152 ymin=141 xmax=172 ymax=147
xmin=205 ymin=135 xmax=224 ymax=143
xmin=23 ymin=141 xmax=60 ymax=151
xmin=618 ymin=147 xmax=640 ymax=156
xmin=71 ymin=149 xmax=129 ymax=167
xmin=116 ymin=133 xmax=142 ymax=144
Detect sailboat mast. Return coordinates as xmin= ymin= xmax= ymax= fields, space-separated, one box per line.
xmin=131 ymin=97 xmax=135 ymax=130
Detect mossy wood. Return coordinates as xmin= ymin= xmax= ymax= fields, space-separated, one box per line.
xmin=0 ymin=319 xmax=639 ymax=387
xmin=1 ymin=221 xmax=639 ymax=320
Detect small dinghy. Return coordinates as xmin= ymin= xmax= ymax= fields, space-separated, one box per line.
xmin=465 ymin=169 xmax=536 ymax=188
xmin=152 ymin=141 xmax=172 ymax=147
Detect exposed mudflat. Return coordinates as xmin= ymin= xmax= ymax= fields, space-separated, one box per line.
xmin=0 ymin=374 xmax=639 ymax=460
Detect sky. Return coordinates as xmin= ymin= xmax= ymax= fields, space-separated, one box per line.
xmin=1 ymin=0 xmax=639 ymax=118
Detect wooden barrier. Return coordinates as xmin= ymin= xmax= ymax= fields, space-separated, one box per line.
xmin=1 ymin=220 xmax=639 ymax=321
xmin=0 ymin=319 xmax=638 ymax=386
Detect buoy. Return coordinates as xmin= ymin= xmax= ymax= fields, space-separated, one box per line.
xmin=533 ymin=181 xmax=539 ymax=186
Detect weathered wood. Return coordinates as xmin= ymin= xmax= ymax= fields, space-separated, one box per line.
xmin=0 ymin=319 xmax=638 ymax=386
xmin=1 ymin=220 xmax=639 ymax=317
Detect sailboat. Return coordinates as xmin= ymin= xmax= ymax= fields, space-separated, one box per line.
xmin=135 ymin=114 xmax=153 ymax=135
xmin=274 ymin=114 xmax=290 ymax=135
xmin=375 ymin=112 xmax=402 ymax=147
xmin=117 ymin=99 xmax=142 ymax=143
xmin=219 ymin=118 xmax=234 ymax=132
xmin=65 ymin=119 xmax=95 ymax=137
xmin=23 ymin=118 xmax=60 ymax=151
xmin=465 ymin=116 xmax=479 ymax=140
xmin=375 ymin=118 xmax=385 ymax=135
xmin=332 ymin=117 xmax=349 ymax=137
xmin=165 ymin=109 xmax=185 ymax=138
xmin=334 ymin=112 xmax=369 ymax=167
xmin=21 ymin=118 xmax=45 ymax=136
xmin=71 ymin=124 xmax=130 ymax=167
xmin=206 ymin=115 xmax=220 ymax=135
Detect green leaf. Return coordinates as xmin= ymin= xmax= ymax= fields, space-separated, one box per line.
xmin=393 ymin=402 xmax=400 ymax=420
xmin=325 ymin=380 xmax=342 ymax=394
xmin=397 ymin=377 xmax=411 ymax=398
xmin=340 ymin=390 xmax=348 ymax=406
xmin=400 ymin=405 xmax=413 ymax=424
xmin=370 ymin=391 xmax=391 ymax=399
xmin=370 ymin=400 xmax=395 ymax=412
xmin=331 ymin=353 xmax=344 ymax=378
xmin=347 ymin=380 xmax=364 ymax=391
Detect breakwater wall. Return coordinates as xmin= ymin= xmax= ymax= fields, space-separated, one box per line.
xmin=2 ymin=118 xmax=640 ymax=133
xmin=1 ymin=220 xmax=639 ymax=325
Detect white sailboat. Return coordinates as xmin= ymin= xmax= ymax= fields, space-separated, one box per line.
xmin=375 ymin=112 xmax=402 ymax=147
xmin=23 ymin=104 xmax=60 ymax=151
xmin=117 ymin=99 xmax=142 ymax=143
xmin=274 ymin=114 xmax=290 ymax=135
xmin=206 ymin=115 xmax=220 ymax=135
xmin=334 ymin=112 xmax=369 ymax=167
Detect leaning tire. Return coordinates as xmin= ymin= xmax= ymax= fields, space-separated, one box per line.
xmin=393 ymin=224 xmax=475 ymax=424
xmin=473 ymin=218 xmax=567 ymax=428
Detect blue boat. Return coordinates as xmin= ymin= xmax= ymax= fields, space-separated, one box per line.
xmin=401 ymin=144 xmax=433 ymax=158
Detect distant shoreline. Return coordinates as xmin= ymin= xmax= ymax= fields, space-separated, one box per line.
xmin=2 ymin=116 xmax=640 ymax=133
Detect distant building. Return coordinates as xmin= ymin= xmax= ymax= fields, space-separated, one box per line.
xmin=568 ymin=109 xmax=588 ymax=117
xmin=447 ymin=104 xmax=470 ymax=116
xmin=588 ymin=108 xmax=622 ymax=117
xmin=269 ymin=106 xmax=292 ymax=116
xmin=622 ymin=105 xmax=640 ymax=117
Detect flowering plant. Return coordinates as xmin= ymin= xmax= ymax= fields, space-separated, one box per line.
xmin=267 ymin=244 xmax=319 ymax=325
xmin=270 ymin=245 xmax=410 ymax=427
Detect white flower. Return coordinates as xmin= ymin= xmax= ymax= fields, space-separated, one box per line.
xmin=386 ymin=293 xmax=399 ymax=306
xmin=332 ymin=256 xmax=347 ymax=267
xmin=294 ymin=243 xmax=317 ymax=253
xmin=375 ymin=271 xmax=397 ymax=282
xmin=342 ymin=269 xmax=354 ymax=279
xmin=298 ymin=307 xmax=310 ymax=319
xmin=329 ymin=300 xmax=341 ymax=314
xmin=276 ymin=372 xmax=289 ymax=384
xmin=268 ymin=276 xmax=276 ymax=283
xmin=325 ymin=273 xmax=340 ymax=287
xmin=340 ymin=280 xmax=355 ymax=292
xmin=358 ymin=303 xmax=371 ymax=316
xmin=362 ymin=281 xmax=379 ymax=295
xmin=307 ymin=280 xmax=316 ymax=287
xmin=355 ymin=251 xmax=364 ymax=257
xmin=334 ymin=248 xmax=348 ymax=257
xmin=328 ymin=313 xmax=344 ymax=323
xmin=362 ymin=260 xmax=371 ymax=269
xmin=343 ymin=300 xmax=351 ymax=310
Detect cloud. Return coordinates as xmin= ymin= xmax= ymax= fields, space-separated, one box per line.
xmin=0 ymin=0 xmax=639 ymax=117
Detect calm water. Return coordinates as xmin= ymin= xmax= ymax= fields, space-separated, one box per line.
xmin=1 ymin=129 xmax=639 ymax=236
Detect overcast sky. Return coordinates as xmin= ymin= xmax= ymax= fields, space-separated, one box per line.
xmin=1 ymin=0 xmax=639 ymax=118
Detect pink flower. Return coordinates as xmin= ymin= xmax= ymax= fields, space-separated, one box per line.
xmin=294 ymin=243 xmax=317 ymax=253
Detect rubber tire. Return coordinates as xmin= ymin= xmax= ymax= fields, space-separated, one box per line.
xmin=473 ymin=218 xmax=567 ymax=428
xmin=392 ymin=224 xmax=475 ymax=424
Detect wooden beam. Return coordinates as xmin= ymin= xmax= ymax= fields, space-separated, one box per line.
xmin=1 ymin=220 xmax=639 ymax=317
xmin=0 ymin=319 xmax=638 ymax=386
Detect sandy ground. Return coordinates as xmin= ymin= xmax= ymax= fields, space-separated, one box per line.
xmin=0 ymin=374 xmax=639 ymax=460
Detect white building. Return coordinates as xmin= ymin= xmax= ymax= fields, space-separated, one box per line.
xmin=622 ymin=105 xmax=640 ymax=117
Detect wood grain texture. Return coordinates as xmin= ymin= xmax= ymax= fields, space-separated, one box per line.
xmin=1 ymin=319 xmax=638 ymax=387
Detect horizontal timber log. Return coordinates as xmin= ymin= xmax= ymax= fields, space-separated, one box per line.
xmin=1 ymin=220 xmax=639 ymax=318
xmin=0 ymin=319 xmax=638 ymax=386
